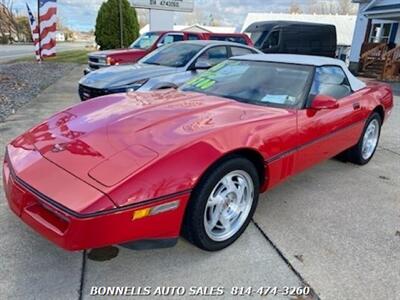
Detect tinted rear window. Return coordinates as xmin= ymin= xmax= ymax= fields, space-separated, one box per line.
xmin=141 ymin=43 xmax=203 ymax=67
xmin=282 ymin=26 xmax=336 ymax=55
xmin=231 ymin=47 xmax=255 ymax=56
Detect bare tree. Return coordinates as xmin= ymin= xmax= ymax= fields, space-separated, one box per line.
xmin=337 ymin=0 xmax=357 ymax=15
xmin=184 ymin=9 xmax=206 ymax=25
xmin=210 ymin=19 xmax=221 ymax=26
xmin=305 ymin=0 xmax=319 ymax=14
xmin=305 ymin=0 xmax=357 ymax=15
xmin=16 ymin=16 xmax=31 ymax=42
xmin=288 ymin=0 xmax=303 ymax=14
xmin=136 ymin=8 xmax=149 ymax=29
xmin=0 ymin=0 xmax=18 ymax=44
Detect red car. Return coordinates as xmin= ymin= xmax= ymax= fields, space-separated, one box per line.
xmin=85 ymin=31 xmax=253 ymax=74
xmin=3 ymin=54 xmax=393 ymax=252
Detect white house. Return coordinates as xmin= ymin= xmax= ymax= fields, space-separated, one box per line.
xmin=55 ymin=31 xmax=65 ymax=42
xmin=349 ymin=0 xmax=400 ymax=79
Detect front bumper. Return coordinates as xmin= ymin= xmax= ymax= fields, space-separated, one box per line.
xmin=83 ymin=65 xmax=108 ymax=75
xmin=85 ymin=59 xmax=109 ymax=74
xmin=3 ymin=152 xmax=190 ymax=251
xmin=83 ymin=67 xmax=92 ymax=75
xmin=78 ymin=84 xmax=110 ymax=101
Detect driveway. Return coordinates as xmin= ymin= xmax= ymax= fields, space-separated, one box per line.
xmin=0 ymin=66 xmax=398 ymax=300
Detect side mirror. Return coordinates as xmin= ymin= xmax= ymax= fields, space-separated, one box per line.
xmin=311 ymin=95 xmax=339 ymax=110
xmin=156 ymin=42 xmax=164 ymax=48
xmin=195 ymin=60 xmax=212 ymax=70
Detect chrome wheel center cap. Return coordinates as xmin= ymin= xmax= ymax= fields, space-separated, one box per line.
xmin=227 ymin=192 xmax=236 ymax=201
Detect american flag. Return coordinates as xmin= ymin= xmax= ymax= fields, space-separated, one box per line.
xmin=39 ymin=0 xmax=57 ymax=58
xmin=26 ymin=3 xmax=41 ymax=61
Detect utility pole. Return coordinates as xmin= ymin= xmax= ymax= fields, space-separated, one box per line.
xmin=119 ymin=0 xmax=123 ymax=48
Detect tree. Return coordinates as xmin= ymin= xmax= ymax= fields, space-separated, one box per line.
xmin=337 ymin=0 xmax=357 ymax=15
xmin=57 ymin=19 xmax=74 ymax=41
xmin=305 ymin=0 xmax=318 ymax=14
xmin=305 ymin=0 xmax=357 ymax=15
xmin=16 ymin=16 xmax=31 ymax=42
xmin=136 ymin=8 xmax=148 ymax=29
xmin=95 ymin=0 xmax=139 ymax=50
xmin=288 ymin=0 xmax=302 ymax=14
xmin=0 ymin=1 xmax=18 ymax=44
xmin=184 ymin=9 xmax=206 ymax=26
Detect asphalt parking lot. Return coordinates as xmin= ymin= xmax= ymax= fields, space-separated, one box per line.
xmin=0 ymin=66 xmax=399 ymax=300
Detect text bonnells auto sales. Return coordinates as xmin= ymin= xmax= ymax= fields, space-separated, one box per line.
xmin=90 ymin=286 xmax=224 ymax=296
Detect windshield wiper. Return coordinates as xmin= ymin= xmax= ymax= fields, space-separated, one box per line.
xmin=193 ymin=91 xmax=252 ymax=104
xmin=222 ymin=95 xmax=251 ymax=104
xmin=143 ymin=61 xmax=161 ymax=66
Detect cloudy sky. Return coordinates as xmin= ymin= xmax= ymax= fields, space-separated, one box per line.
xmin=14 ymin=0 xmax=355 ymax=32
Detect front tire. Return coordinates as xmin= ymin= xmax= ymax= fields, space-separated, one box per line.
xmin=347 ymin=112 xmax=382 ymax=165
xmin=182 ymin=157 xmax=259 ymax=251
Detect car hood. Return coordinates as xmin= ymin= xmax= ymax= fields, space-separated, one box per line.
xmin=80 ymin=63 xmax=178 ymax=89
xmin=19 ymin=90 xmax=284 ymax=189
xmin=90 ymin=48 xmax=146 ymax=57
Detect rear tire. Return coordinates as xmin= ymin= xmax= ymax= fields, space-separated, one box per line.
xmin=347 ymin=112 xmax=382 ymax=165
xmin=182 ymin=157 xmax=259 ymax=251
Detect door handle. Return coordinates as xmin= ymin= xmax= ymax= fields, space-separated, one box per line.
xmin=353 ymin=103 xmax=361 ymax=110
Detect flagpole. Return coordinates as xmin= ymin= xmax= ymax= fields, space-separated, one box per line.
xmin=37 ymin=0 xmax=42 ymax=60
xmin=119 ymin=0 xmax=124 ymax=48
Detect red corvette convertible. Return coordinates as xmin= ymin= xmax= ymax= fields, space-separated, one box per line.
xmin=3 ymin=54 xmax=393 ymax=251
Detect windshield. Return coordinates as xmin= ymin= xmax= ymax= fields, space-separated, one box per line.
xmin=247 ymin=31 xmax=269 ymax=48
xmin=140 ymin=43 xmax=204 ymax=68
xmin=130 ymin=32 xmax=161 ymax=50
xmin=181 ymin=60 xmax=313 ymax=107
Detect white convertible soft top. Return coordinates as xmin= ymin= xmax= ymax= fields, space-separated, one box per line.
xmin=232 ymin=54 xmax=366 ymax=92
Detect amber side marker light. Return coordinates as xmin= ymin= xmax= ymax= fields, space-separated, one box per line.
xmin=132 ymin=200 xmax=180 ymax=221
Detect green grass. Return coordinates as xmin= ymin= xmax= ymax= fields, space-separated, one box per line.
xmin=12 ymin=49 xmax=92 ymax=64
xmin=44 ymin=49 xmax=91 ymax=64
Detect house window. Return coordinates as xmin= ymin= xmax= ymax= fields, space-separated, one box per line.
xmin=369 ymin=23 xmax=393 ymax=43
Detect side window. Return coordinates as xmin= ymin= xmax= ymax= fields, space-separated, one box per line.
xmin=310 ymin=66 xmax=352 ymax=100
xmin=173 ymin=35 xmax=184 ymax=42
xmin=262 ymin=30 xmax=280 ymax=49
xmin=231 ymin=47 xmax=255 ymax=57
xmin=228 ymin=36 xmax=247 ymax=45
xmin=197 ymin=46 xmax=229 ymax=67
xmin=188 ymin=34 xmax=200 ymax=40
xmin=163 ymin=34 xmax=184 ymax=45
